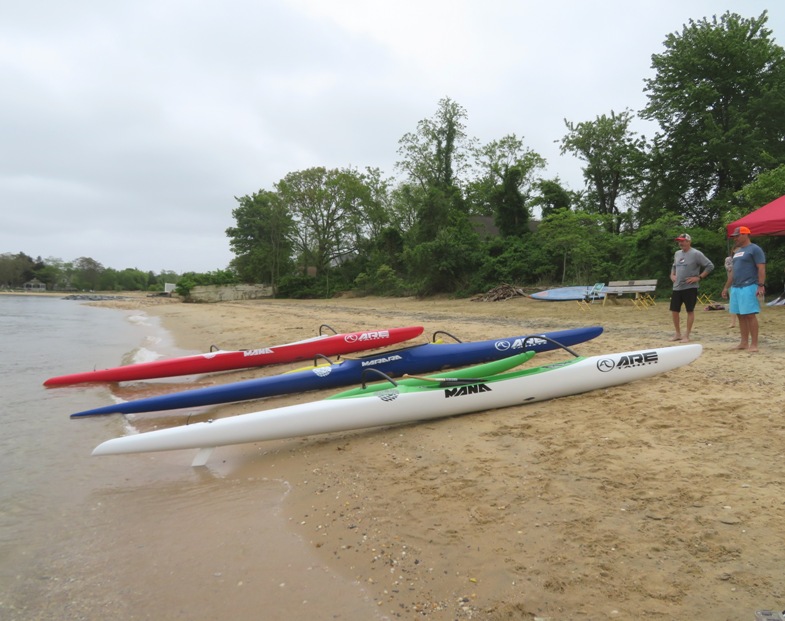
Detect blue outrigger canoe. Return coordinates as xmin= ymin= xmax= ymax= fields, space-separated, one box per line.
xmin=70 ymin=326 xmax=603 ymax=418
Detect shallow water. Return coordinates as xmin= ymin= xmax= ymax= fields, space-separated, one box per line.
xmin=0 ymin=294 xmax=381 ymax=621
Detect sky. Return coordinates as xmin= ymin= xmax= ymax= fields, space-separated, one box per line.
xmin=2 ymin=1 xmax=783 ymax=274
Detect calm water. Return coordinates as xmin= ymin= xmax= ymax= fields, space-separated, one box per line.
xmin=0 ymin=295 xmax=380 ymax=621
xmin=0 ymin=296 xmax=148 ymax=547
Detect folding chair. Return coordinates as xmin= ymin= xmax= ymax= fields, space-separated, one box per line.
xmin=633 ymin=291 xmax=657 ymax=309
xmin=697 ymin=291 xmax=714 ymax=306
xmin=576 ymin=283 xmax=605 ymax=311
xmin=631 ymin=293 xmax=652 ymax=310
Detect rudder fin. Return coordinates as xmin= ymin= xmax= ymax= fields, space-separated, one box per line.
xmin=191 ymin=447 xmax=214 ymax=467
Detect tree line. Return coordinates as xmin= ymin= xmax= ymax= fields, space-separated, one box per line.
xmin=0 ymin=252 xmax=180 ymax=292
xmin=224 ymin=11 xmax=785 ymax=299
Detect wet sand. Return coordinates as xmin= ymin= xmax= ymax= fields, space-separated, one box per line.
xmin=90 ymin=293 xmax=785 ymax=619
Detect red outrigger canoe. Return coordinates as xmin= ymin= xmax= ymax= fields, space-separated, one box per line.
xmin=44 ymin=325 xmax=424 ymax=386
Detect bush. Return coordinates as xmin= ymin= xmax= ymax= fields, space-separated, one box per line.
xmin=354 ymin=265 xmax=406 ymax=296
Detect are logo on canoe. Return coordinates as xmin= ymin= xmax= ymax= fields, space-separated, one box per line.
xmin=345 ymin=330 xmax=391 ymax=343
xmin=597 ymin=351 xmax=658 ymax=372
xmin=494 ymin=336 xmax=545 ymax=351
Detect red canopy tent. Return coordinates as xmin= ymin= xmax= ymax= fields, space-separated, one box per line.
xmin=726 ymin=194 xmax=785 ymax=237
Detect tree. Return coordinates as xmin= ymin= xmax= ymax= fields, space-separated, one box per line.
xmin=532 ymin=178 xmax=573 ymax=219
xmin=560 ymin=109 xmax=645 ymax=233
xmin=402 ymin=215 xmax=484 ymax=296
xmin=115 ymin=268 xmax=150 ymax=291
xmin=32 ymin=261 xmax=61 ymax=290
xmin=356 ymin=167 xmax=395 ymax=241
xmin=275 ymin=167 xmax=368 ymax=275
xmin=0 ymin=252 xmax=35 ymax=288
xmin=72 ymin=257 xmax=104 ymax=291
xmin=396 ymin=98 xmax=475 ymax=247
xmin=227 ymin=190 xmax=294 ymax=288
xmin=537 ymin=210 xmax=611 ymax=284
xmin=396 ymin=97 xmax=476 ymax=192
xmin=641 ymin=11 xmax=785 ymax=227
xmin=733 ymin=164 xmax=785 ymax=211
xmin=468 ymin=134 xmax=545 ymax=236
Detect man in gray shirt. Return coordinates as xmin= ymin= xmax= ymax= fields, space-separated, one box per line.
xmin=670 ymin=233 xmax=714 ymax=342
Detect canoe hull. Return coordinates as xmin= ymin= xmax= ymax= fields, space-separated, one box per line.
xmin=70 ymin=326 xmax=603 ymax=417
xmin=529 ymin=286 xmax=605 ymax=301
xmin=92 ymin=344 xmax=701 ymax=459
xmin=45 ymin=326 xmax=425 ymax=386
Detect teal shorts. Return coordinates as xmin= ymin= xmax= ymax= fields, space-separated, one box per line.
xmin=729 ymin=283 xmax=761 ymax=315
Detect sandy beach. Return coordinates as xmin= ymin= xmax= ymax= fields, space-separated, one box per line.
xmin=86 ymin=292 xmax=785 ymax=619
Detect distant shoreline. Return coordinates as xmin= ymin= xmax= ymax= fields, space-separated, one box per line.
xmin=0 ymin=290 xmax=71 ymax=297
xmin=0 ymin=290 xmax=152 ymax=299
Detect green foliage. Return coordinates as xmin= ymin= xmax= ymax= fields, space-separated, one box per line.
xmin=537 ymin=210 xmax=609 ymax=284
xmin=467 ymin=134 xmax=545 ymax=229
xmin=469 ymin=236 xmax=537 ymax=288
xmin=532 ymin=179 xmax=573 ymax=219
xmin=733 ymin=164 xmax=785 ymax=212
xmin=402 ymin=219 xmax=484 ymax=296
xmin=0 ymin=252 xmax=36 ymax=288
xmin=411 ymin=185 xmax=465 ymax=244
xmin=99 ymin=268 xmax=153 ymax=292
xmin=763 ymin=237 xmax=785 ymax=295
xmin=560 ymin=109 xmax=645 ymax=231
xmin=275 ymin=167 xmax=370 ymax=276
xmin=31 ymin=263 xmax=60 ymax=290
xmin=275 ymin=273 xmax=328 ymax=299
xmin=69 ymin=257 xmax=103 ymax=291
xmin=396 ymin=97 xmax=476 ymax=190
xmin=490 ymin=165 xmax=528 ymax=237
xmin=175 ymin=269 xmax=238 ymax=297
xmin=227 ymin=190 xmax=294 ymax=287
xmin=353 ymin=265 xmax=407 ymax=296
xmin=641 ymin=11 xmax=785 ymax=227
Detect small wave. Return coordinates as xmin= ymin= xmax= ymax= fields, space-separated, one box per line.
xmin=109 ymin=393 xmax=127 ymax=405
xmin=120 ymin=347 xmax=162 ymax=366
xmin=121 ymin=417 xmax=140 ymax=435
xmin=127 ymin=313 xmax=152 ymax=326
xmin=143 ymin=335 xmax=163 ymax=347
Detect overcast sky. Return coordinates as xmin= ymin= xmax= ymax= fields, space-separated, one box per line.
xmin=2 ymin=1 xmax=783 ymax=274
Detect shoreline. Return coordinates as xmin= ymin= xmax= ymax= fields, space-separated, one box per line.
xmin=94 ymin=294 xmax=785 ymax=619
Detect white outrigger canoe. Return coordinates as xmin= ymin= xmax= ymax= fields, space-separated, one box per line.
xmin=92 ymin=344 xmax=701 ymax=466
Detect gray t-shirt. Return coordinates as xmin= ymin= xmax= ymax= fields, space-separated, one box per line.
xmin=672 ymin=248 xmax=714 ymax=291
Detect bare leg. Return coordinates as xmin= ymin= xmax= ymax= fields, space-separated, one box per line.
xmin=735 ymin=314 xmax=752 ymax=350
xmin=683 ymin=311 xmax=695 ymax=341
xmin=670 ymin=311 xmax=682 ymax=340
xmin=728 ymin=314 xmax=737 ymax=328
xmin=747 ymin=314 xmax=760 ymax=352
xmin=727 ymin=291 xmax=736 ymax=327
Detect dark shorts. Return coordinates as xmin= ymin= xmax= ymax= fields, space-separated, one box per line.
xmin=670 ymin=288 xmax=699 ymax=312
